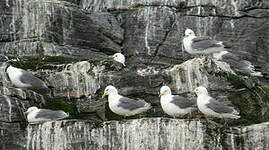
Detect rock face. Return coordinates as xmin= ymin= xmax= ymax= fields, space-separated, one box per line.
xmin=26 ymin=119 xmax=215 ymax=150
xmin=225 ymin=121 xmax=269 ymax=150
xmin=0 ymin=0 xmax=269 ymax=150
xmin=0 ymin=0 xmax=123 ymax=59
xmin=6 ymin=118 xmax=269 ymax=150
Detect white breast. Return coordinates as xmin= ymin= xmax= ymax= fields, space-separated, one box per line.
xmin=183 ymin=37 xmax=195 ymax=53
xmin=161 ymin=96 xmax=192 ymax=117
xmin=197 ymin=95 xmax=219 ymax=117
xmin=108 ymin=94 xmax=129 ymax=116
xmin=27 ymin=109 xmax=40 ymax=122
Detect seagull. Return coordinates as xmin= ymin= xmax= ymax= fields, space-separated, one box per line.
xmin=24 ymin=107 xmax=69 ymax=124
xmin=159 ymin=86 xmax=196 ymax=118
xmin=213 ymin=51 xmax=263 ymax=77
xmin=183 ymin=28 xmax=227 ymax=55
xmin=102 ymin=85 xmax=151 ymax=116
xmin=193 ymin=86 xmax=240 ymax=119
xmin=108 ymin=53 xmax=126 ymax=66
xmin=6 ymin=65 xmax=50 ymax=93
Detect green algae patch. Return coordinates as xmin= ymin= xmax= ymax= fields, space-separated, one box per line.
xmin=212 ymin=72 xmax=269 ymax=125
xmin=9 ymin=59 xmax=42 ymax=71
xmin=44 ymin=97 xmax=78 ymax=119
xmin=43 ymin=56 xmax=80 ymax=64
xmin=225 ymin=74 xmax=248 ymax=89
xmin=228 ymin=86 xmax=269 ymax=126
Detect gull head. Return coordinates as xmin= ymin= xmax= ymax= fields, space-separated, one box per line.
xmin=108 ymin=53 xmax=126 ymax=66
xmin=102 ymin=85 xmax=118 ymax=98
xmin=159 ymin=86 xmax=172 ymax=97
xmin=194 ymin=86 xmax=209 ymax=96
xmin=24 ymin=106 xmax=39 ymax=115
xmin=184 ymin=28 xmax=195 ymax=38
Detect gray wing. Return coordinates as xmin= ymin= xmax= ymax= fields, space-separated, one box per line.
xmin=192 ymin=37 xmax=222 ymax=50
xmin=221 ymin=52 xmax=245 ymax=68
xmin=171 ymin=95 xmax=196 ymax=109
xmin=206 ymin=98 xmax=234 ymax=114
xmin=20 ymin=70 xmax=47 ymax=88
xmin=35 ymin=109 xmax=68 ymax=120
xmin=221 ymin=53 xmax=258 ymax=74
xmin=221 ymin=52 xmax=240 ymax=61
xmin=118 ymin=97 xmax=148 ymax=111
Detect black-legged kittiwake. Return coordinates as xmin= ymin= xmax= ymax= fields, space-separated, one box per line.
xmin=108 ymin=53 xmax=126 ymax=66
xmin=6 ymin=65 xmax=50 ymax=93
xmin=183 ymin=28 xmax=228 ymax=55
xmin=102 ymin=85 xmax=151 ymax=116
xmin=193 ymin=86 xmax=240 ymax=119
xmin=159 ymin=86 xmax=196 ymax=118
xmin=213 ymin=51 xmax=263 ymax=77
xmin=24 ymin=107 xmax=69 ymax=124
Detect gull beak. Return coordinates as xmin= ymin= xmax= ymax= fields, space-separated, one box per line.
xmin=190 ymin=90 xmax=196 ymax=94
xmin=23 ymin=111 xmax=29 ymax=115
xmin=159 ymin=93 xmax=164 ymax=97
xmin=102 ymin=93 xmax=107 ymax=98
xmin=184 ymin=35 xmax=189 ymax=38
xmin=108 ymin=56 xmax=115 ymax=59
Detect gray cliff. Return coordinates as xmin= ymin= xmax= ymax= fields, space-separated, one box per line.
xmin=0 ymin=0 xmax=269 ymax=150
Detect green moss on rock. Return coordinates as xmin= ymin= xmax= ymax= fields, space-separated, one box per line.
xmin=43 ymin=56 xmax=80 ymax=64
xmin=44 ymin=97 xmax=78 ymax=118
xmin=10 ymin=59 xmax=42 ymax=71
xmin=225 ymin=74 xmax=248 ymax=89
xmin=214 ymin=72 xmax=269 ymax=126
xmin=228 ymin=86 xmax=269 ymax=126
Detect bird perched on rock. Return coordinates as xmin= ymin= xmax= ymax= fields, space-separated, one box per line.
xmin=108 ymin=53 xmax=126 ymax=66
xmin=6 ymin=65 xmax=50 ymax=94
xmin=24 ymin=107 xmax=69 ymax=124
xmin=159 ymin=86 xmax=196 ymax=118
xmin=193 ymin=86 xmax=240 ymax=119
xmin=213 ymin=51 xmax=263 ymax=77
xmin=102 ymin=85 xmax=151 ymax=116
xmin=183 ymin=28 xmax=228 ymax=55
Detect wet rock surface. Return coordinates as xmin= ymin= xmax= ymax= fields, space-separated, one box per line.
xmin=0 ymin=0 xmax=268 ymax=149
xmin=4 ymin=118 xmax=268 ymax=150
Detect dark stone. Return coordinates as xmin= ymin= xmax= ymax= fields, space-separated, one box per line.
xmin=0 ymin=0 xmax=123 ymax=59
xmin=0 ymin=0 xmax=269 ymax=149
xmin=0 ymin=122 xmax=26 ymax=150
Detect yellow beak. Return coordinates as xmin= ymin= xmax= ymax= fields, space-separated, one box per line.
xmin=23 ymin=112 xmax=29 ymax=115
xmin=159 ymin=93 xmax=164 ymax=97
xmin=190 ymin=90 xmax=196 ymax=94
xmin=108 ymin=56 xmax=115 ymax=59
xmin=184 ymin=35 xmax=189 ymax=38
xmin=102 ymin=94 xmax=107 ymax=98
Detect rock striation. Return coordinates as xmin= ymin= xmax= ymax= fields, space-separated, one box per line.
xmin=0 ymin=0 xmax=268 ymax=149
